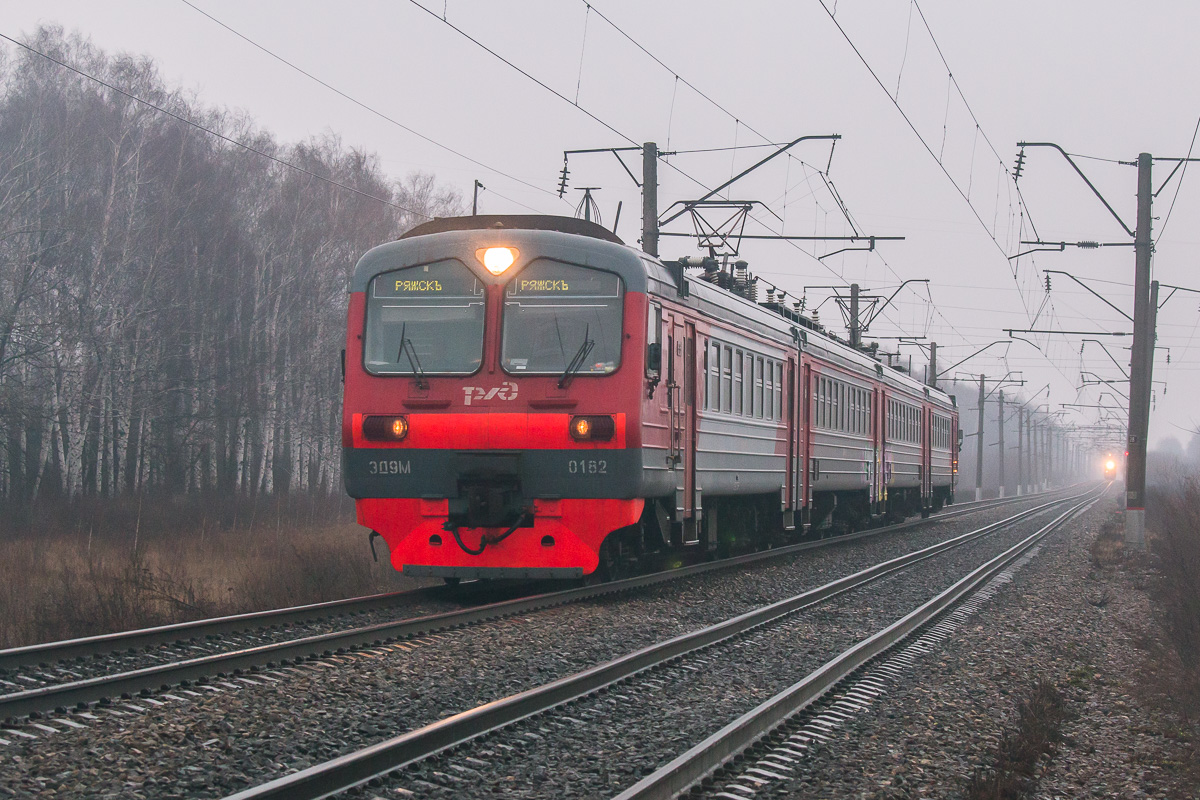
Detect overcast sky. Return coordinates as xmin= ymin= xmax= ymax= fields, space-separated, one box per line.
xmin=5 ymin=0 xmax=1199 ymax=455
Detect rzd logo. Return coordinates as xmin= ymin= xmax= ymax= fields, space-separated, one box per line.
xmin=462 ymin=382 xmax=518 ymax=406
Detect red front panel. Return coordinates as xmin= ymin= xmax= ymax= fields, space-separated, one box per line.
xmin=357 ymin=497 xmax=644 ymax=574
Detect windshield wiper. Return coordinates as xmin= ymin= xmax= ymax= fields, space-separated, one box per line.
xmin=558 ymin=324 xmax=594 ymax=389
xmin=397 ymin=322 xmax=429 ymax=389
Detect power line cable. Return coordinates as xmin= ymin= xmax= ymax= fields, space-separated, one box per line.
xmin=179 ymin=0 xmax=564 ymax=208
xmin=410 ymin=2 xmax=932 ymax=344
xmin=1156 ymin=110 xmax=1200 ymax=244
xmin=573 ymin=1 xmax=925 ymax=318
xmin=582 ymin=2 xmax=854 ymax=226
xmin=405 ymin=0 xmax=638 ymax=147
xmin=0 ymin=32 xmax=423 ymax=217
xmin=817 ymin=1 xmax=1028 ymax=266
xmin=584 ymin=1 xmax=778 ymax=148
xmin=592 ymin=2 xmax=977 ymax=351
xmin=814 ymin=1 xmax=1087 ymax=384
xmin=817 ymin=0 xmax=1043 ymax=315
xmin=404 ymin=0 xmax=715 ymax=198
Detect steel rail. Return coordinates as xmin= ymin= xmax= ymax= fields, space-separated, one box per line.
xmin=613 ymin=490 xmax=1104 ymax=800
xmin=0 ymin=487 xmax=1075 ymax=720
xmin=0 ymin=585 xmax=449 ymax=673
xmin=217 ymin=487 xmax=1097 ymax=800
xmin=0 ymin=486 xmax=1068 ymax=675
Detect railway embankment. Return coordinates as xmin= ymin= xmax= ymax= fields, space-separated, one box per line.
xmin=2 ymin=490 xmax=1196 ymax=798
xmin=758 ymin=497 xmax=1198 ymax=799
xmin=0 ymin=495 xmax=1077 ymax=797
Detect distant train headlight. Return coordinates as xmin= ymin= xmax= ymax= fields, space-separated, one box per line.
xmin=1105 ymin=459 xmax=1116 ymax=471
xmin=363 ymin=415 xmax=409 ymax=442
xmin=570 ymin=415 xmax=615 ymax=442
xmin=478 ymin=246 xmax=518 ymax=275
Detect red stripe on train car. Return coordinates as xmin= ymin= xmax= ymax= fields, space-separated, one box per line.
xmin=350 ymin=412 xmax=627 ymax=450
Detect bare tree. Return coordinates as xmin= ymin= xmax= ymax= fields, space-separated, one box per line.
xmin=0 ymin=27 xmax=464 ymax=525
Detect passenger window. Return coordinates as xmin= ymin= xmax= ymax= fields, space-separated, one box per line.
xmin=755 ymin=357 xmax=764 ymax=418
xmin=709 ymin=344 xmax=717 ymax=410
xmin=777 ymin=364 xmax=787 ymax=422
xmin=744 ymin=353 xmax=753 ymax=416
xmin=734 ymin=350 xmax=744 ymax=415
xmin=722 ymin=346 xmax=733 ymax=413
xmin=816 ymin=378 xmax=823 ymax=428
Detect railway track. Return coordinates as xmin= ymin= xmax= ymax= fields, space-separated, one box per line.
xmin=0 ymin=489 xmax=1070 ymax=723
xmin=215 ymin=486 xmax=1102 ymax=800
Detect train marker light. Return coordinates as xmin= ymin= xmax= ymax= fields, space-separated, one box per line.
xmin=478 ymin=246 xmax=518 ymax=275
xmin=363 ymin=415 xmax=409 ymax=442
xmin=569 ymin=415 xmax=616 ymax=442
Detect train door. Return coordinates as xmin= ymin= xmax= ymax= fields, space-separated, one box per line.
xmin=666 ymin=313 xmax=698 ymax=543
xmin=921 ymin=405 xmax=933 ymax=514
xmin=800 ymin=361 xmax=813 ymax=528
xmin=873 ymin=388 xmax=883 ymax=513
xmin=877 ymin=388 xmax=888 ymax=513
xmin=784 ymin=356 xmax=798 ymax=530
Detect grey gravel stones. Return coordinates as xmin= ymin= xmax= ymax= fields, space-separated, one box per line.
xmin=0 ymin=496 xmax=1093 ymax=798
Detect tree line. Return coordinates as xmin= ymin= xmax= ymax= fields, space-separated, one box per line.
xmin=0 ymin=27 xmax=461 ymax=515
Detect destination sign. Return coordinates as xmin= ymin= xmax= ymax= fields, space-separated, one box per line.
xmin=507 ymin=260 xmax=621 ymax=298
xmin=373 ymin=260 xmax=482 ymax=299
xmin=392 ymin=279 xmax=443 ymax=293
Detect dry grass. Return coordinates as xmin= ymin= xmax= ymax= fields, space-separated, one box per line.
xmin=1088 ymin=508 xmax=1127 ymax=570
xmin=1145 ymin=474 xmax=1200 ymax=731
xmin=964 ymin=678 xmax=1069 ymax=800
xmin=0 ymin=493 xmax=429 ymax=649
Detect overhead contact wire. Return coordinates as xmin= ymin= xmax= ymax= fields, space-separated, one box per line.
xmin=179 ymin=0 xmax=563 ymax=206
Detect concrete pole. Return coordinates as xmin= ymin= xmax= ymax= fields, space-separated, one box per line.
xmin=1016 ymin=406 xmax=1024 ymax=496
xmin=975 ymin=374 xmax=986 ymax=501
xmin=1125 ymin=152 xmax=1153 ymax=549
xmin=472 ymin=179 xmax=484 ymax=215
xmin=1049 ymin=426 xmax=1056 ymax=487
xmin=997 ymin=390 xmax=1006 ymax=498
xmin=1043 ymin=424 xmax=1050 ymax=489
xmin=849 ymin=283 xmax=862 ymax=349
xmin=641 ymin=142 xmax=659 ymax=257
xmin=1027 ymin=419 xmax=1036 ymax=494
xmin=927 ymin=341 xmax=938 ymax=388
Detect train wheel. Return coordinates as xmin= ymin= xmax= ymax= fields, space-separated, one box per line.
xmin=597 ymin=537 xmax=620 ymax=582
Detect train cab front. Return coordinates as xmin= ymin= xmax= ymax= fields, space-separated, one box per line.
xmin=342 ymin=217 xmax=649 ymax=580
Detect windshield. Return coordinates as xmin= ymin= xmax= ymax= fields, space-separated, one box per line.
xmin=501 ymin=260 xmax=623 ymax=375
xmin=364 ymin=259 xmax=485 ymax=375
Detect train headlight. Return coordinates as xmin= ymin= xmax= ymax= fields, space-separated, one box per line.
xmin=363 ymin=415 xmax=409 ymax=442
xmin=1106 ymin=459 xmax=1116 ymax=471
xmin=570 ymin=415 xmax=615 ymax=442
xmin=478 ymin=246 xmax=518 ymax=275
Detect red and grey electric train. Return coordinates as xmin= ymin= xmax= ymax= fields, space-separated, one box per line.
xmin=342 ymin=215 xmax=958 ymax=580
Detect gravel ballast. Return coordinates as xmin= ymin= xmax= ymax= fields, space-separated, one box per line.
xmin=0 ymin=497 xmax=1056 ymax=695
xmin=360 ymin=503 xmax=1071 ymax=799
xmin=0 ymin=493 xmax=1088 ymax=798
xmin=706 ymin=496 xmax=1196 ymax=800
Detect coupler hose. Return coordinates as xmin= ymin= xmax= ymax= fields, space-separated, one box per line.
xmin=445 ymin=509 xmax=533 ymax=556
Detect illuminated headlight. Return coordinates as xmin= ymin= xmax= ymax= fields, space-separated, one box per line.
xmin=477 ymin=246 xmax=518 ymax=275
xmin=570 ymin=415 xmax=615 ymax=442
xmin=363 ymin=415 xmax=408 ymax=442
xmin=1105 ymin=459 xmax=1116 ymax=471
